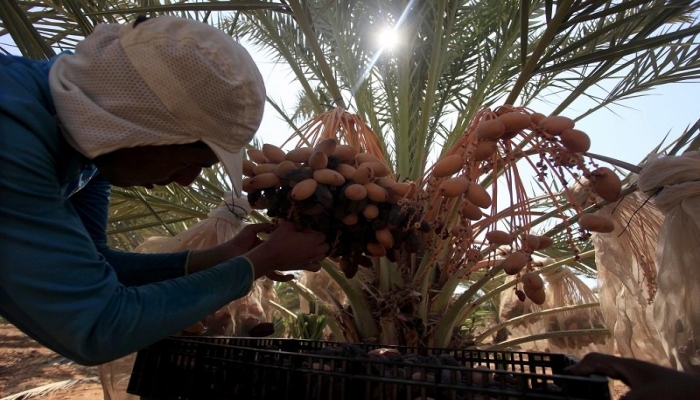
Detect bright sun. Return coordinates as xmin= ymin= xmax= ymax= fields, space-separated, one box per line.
xmin=378 ymin=27 xmax=401 ymax=51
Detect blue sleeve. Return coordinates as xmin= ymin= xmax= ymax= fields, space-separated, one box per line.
xmin=70 ymin=174 xmax=190 ymax=286
xmin=0 ymin=54 xmax=255 ymax=366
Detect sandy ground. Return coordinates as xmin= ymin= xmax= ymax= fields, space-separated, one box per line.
xmin=0 ymin=323 xmax=102 ymax=399
xmin=0 ymin=322 xmax=629 ymax=399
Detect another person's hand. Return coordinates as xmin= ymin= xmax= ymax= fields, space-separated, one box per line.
xmin=565 ymin=352 xmax=700 ymax=400
xmin=244 ymin=220 xmax=328 ymax=282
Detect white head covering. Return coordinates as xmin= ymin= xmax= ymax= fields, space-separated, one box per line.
xmin=49 ymin=16 xmax=266 ymax=195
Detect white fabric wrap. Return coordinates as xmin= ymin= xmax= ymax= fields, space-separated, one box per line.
xmin=637 ymin=151 xmax=700 ymax=373
xmin=49 ymin=16 xmax=265 ymax=193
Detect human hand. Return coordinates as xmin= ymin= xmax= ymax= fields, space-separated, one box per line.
xmin=244 ymin=219 xmax=328 ymax=282
xmin=224 ymin=223 xmax=273 ymax=257
xmin=185 ymin=223 xmax=273 ymax=274
xmin=565 ymin=352 xmax=700 ymax=400
xmin=181 ymin=309 xmax=233 ymax=336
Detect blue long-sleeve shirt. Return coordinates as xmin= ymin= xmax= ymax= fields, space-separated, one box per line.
xmin=0 ymin=54 xmax=254 ymax=365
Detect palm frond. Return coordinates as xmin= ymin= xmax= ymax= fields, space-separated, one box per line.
xmin=5 ymin=0 xmax=700 ymax=349
xmin=0 ymin=379 xmax=86 ymax=400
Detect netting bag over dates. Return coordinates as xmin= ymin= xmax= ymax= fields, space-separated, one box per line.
xmin=134 ymin=195 xmax=251 ymax=255
xmin=98 ymin=195 xmax=273 ymax=400
xmin=588 ymin=189 xmax=669 ymax=365
xmin=133 ymin=195 xmax=270 ymax=338
xmin=497 ymin=275 xmax=549 ymax=352
xmin=542 ymin=266 xmax=612 ymax=357
xmin=637 ymin=151 xmax=700 ymax=374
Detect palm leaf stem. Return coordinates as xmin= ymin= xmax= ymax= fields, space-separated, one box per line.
xmin=461 ymin=248 xmax=597 ymax=328
xmin=550 ymin=30 xmax=700 ymax=117
xmin=192 ymin=174 xmax=227 ymax=197
xmin=378 ymin=257 xmax=401 ymax=294
xmin=167 ymin=185 xmax=212 ymax=212
xmin=130 ymin=188 xmax=176 ymax=236
xmin=505 ymin=0 xmax=574 ymax=105
xmin=414 ymin=196 xmax=463 ymax=291
xmin=432 ymin=249 xmax=594 ymax=348
xmin=286 ymin=0 xmax=346 ymax=109
xmin=413 ymin=1 xmax=450 ymax=179
xmin=106 ymin=217 xmax=194 ymax=235
xmin=267 ymin=299 xmax=297 ymax=319
xmin=254 ymin=14 xmax=325 ymax=115
xmin=431 ymin=262 xmax=471 ymax=314
xmin=520 ymin=0 xmax=529 ymax=68
xmin=104 ymin=210 xmax=168 ymax=223
xmin=266 ymin=97 xmax=304 ymax=140
xmin=0 ymin=0 xmax=55 ymax=58
xmin=317 ymin=304 xmax=347 ymax=342
xmin=457 ymin=10 xmax=524 ymax=151
xmin=486 ymin=328 xmax=610 ymax=350
xmin=542 ymin=185 xmax=638 ymax=238
xmin=585 ymin=152 xmax=642 ymax=173
xmin=432 ymin=263 xmax=504 ymax=347
xmin=59 ymin=0 xmax=95 ymax=35
xmin=542 ymin=1 xmax=677 ymax=68
xmin=110 ymin=190 xmax=212 ymax=217
xmin=419 ymin=242 xmax=455 ymax=318
xmin=319 ymin=260 xmax=379 ymax=340
xmin=84 ymin=2 xmax=291 ymax=16
xmin=108 ymin=197 xmax=207 ymax=219
xmin=429 ymin=199 xmax=484 ymax=313
xmin=284 ymin=279 xmax=319 ymax=310
xmin=563 ymin=0 xmax=655 ymax=28
xmin=249 ymin=209 xmax=271 ymax=223
xmin=394 ymin=30 xmax=413 ymax=180
xmin=669 ymin=118 xmax=700 ymax=154
xmin=474 ymin=302 xmax=600 ymax=343
xmin=418 ymin=261 xmax=435 ymax=324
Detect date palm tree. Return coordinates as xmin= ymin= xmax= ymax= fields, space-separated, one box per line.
xmin=4 ymin=0 xmax=700 ymax=348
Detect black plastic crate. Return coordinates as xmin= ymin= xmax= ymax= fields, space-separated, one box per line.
xmin=127 ymin=336 xmax=610 ymax=400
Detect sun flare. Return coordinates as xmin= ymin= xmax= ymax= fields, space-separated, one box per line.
xmin=377 ymin=27 xmax=401 ymax=51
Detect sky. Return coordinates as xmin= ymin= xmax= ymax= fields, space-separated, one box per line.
xmin=2 ymin=24 xmax=697 ymax=170
xmin=248 ymin=45 xmax=700 ymax=170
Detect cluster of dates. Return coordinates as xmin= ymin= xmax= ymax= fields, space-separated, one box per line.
xmin=241 ymin=139 xmax=425 ymax=278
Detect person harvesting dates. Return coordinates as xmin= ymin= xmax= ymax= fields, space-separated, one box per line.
xmin=0 ymin=16 xmax=328 ymax=365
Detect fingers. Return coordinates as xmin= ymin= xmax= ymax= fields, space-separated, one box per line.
xmin=182 ymin=321 xmax=205 ymax=334
xmin=244 ymin=222 xmax=274 ymax=234
xmin=565 ymin=353 xmax=664 ymax=388
xmin=266 ymin=271 xmax=295 ymax=282
xmin=267 ymin=224 xmax=329 ymax=254
xmin=246 ymin=220 xmax=329 ymax=280
xmin=313 ymin=242 xmax=330 ymax=258
xmin=266 ymin=262 xmax=321 ymax=282
xmin=305 ymin=261 xmax=322 ymax=273
xmin=566 ymin=353 xmax=628 ymax=381
xmin=565 ymin=353 xmax=605 ymax=375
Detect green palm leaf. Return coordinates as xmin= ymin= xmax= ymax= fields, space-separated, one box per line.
xmin=5 ymin=0 xmax=700 ymax=348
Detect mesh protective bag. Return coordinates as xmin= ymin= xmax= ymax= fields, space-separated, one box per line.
xmin=589 ymin=190 xmax=668 ymax=365
xmin=298 ymin=269 xmax=347 ymax=314
xmin=497 ymin=276 xmax=549 ymax=352
xmin=297 ymin=269 xmax=348 ymax=341
xmin=98 ymin=195 xmax=272 ymax=399
xmin=542 ymin=266 xmax=612 ymax=357
xmin=637 ymin=151 xmax=700 ymax=373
